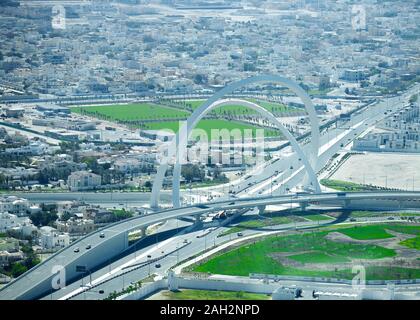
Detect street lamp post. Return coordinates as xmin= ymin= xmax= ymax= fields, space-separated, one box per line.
xmin=147 ymin=256 xmax=151 ymax=276
xmin=177 ymin=243 xmax=179 ymax=264
xmin=204 ymin=234 xmax=207 ymax=251
xmin=270 ymin=175 xmax=273 ymax=196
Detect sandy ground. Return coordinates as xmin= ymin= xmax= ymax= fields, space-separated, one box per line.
xmin=330 ymin=152 xmax=420 ymax=191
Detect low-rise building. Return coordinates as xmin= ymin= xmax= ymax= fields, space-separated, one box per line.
xmin=56 ymin=218 xmax=95 ymax=235
xmin=342 ymin=69 xmax=367 ymax=82
xmin=4 ymin=141 xmax=50 ymax=156
xmin=39 ymin=226 xmax=70 ymax=249
xmin=0 ymin=251 xmax=24 ymax=267
xmin=35 ymin=104 xmax=70 ymax=115
xmin=0 ymin=196 xmax=31 ymax=216
xmin=67 ymin=171 xmax=101 ymax=191
xmin=0 ymin=213 xmax=20 ymax=232
xmin=353 ymin=103 xmax=420 ymax=153
xmin=140 ymin=129 xmax=175 ymax=142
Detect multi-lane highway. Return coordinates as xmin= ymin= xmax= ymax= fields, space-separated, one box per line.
xmin=47 ymin=213 xmax=420 ymax=300
xmin=1 ymin=84 xmax=418 ymax=300
xmin=8 ymin=84 xmax=419 ymax=210
xmin=1 ymin=191 xmax=420 ymax=300
xmin=200 ymin=83 xmax=420 ymax=201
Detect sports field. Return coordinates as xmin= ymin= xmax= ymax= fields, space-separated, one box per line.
xmin=72 ymin=103 xmax=282 ymax=137
xmin=181 ymin=99 xmax=299 ymax=115
xmin=193 ymin=224 xmax=420 ymax=280
xmin=141 ymin=119 xmax=280 ymax=138
xmin=72 ymin=103 xmax=190 ymax=121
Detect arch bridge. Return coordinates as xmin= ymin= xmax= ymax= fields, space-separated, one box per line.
xmin=151 ymin=75 xmax=321 ymax=209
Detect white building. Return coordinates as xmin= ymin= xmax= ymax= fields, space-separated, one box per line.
xmin=0 ymin=212 xmax=37 ymax=237
xmin=0 ymin=213 xmax=19 ymax=232
xmin=67 ymin=171 xmax=101 ymax=191
xmin=0 ymin=251 xmax=24 ymax=267
xmin=56 ymin=218 xmax=95 ymax=235
xmin=39 ymin=226 xmax=70 ymax=249
xmin=12 ymin=221 xmax=39 ymax=238
xmin=4 ymin=141 xmax=50 ymax=156
xmin=113 ymin=158 xmax=143 ymax=173
xmin=353 ymin=103 xmax=420 ymax=153
xmin=0 ymin=196 xmax=31 ymax=216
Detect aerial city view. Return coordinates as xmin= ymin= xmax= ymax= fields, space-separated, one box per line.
xmin=0 ymin=0 xmax=419 ymax=305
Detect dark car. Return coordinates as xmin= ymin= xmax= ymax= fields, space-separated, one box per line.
xmin=155 ymin=263 xmax=161 ymax=268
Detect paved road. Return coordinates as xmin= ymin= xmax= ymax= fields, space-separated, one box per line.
xmin=60 ymin=214 xmax=415 ymax=300
xmin=2 ymin=85 xmax=418 ymax=300
xmin=8 ymin=84 xmax=419 ymax=209
xmin=2 ymin=190 xmax=420 ymax=300
xmin=207 ymin=83 xmax=420 ymax=200
xmin=10 ymin=191 xmax=172 ymax=206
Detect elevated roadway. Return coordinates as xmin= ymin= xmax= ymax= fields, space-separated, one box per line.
xmin=1 ymin=191 xmax=420 ymax=300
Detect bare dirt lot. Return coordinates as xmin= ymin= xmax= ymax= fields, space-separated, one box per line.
xmin=330 ymin=152 xmax=420 ymax=190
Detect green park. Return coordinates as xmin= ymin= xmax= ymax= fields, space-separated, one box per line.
xmin=192 ymin=223 xmax=420 ymax=281
xmin=71 ymin=99 xmax=301 ymax=138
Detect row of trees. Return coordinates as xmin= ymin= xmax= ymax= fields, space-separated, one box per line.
xmin=1 ymin=242 xmax=40 ymax=278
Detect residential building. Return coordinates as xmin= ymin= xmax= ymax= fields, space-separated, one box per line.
xmin=56 ymin=218 xmax=95 ymax=235
xmin=39 ymin=226 xmax=70 ymax=249
xmin=67 ymin=171 xmax=101 ymax=191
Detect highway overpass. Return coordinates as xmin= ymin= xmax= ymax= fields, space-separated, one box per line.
xmin=1 ymin=191 xmax=420 ymax=300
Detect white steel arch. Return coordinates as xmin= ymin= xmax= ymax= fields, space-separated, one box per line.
xmin=150 ymin=75 xmax=320 ymax=209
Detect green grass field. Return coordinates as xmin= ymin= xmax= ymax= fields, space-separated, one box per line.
xmin=179 ymin=99 xmax=298 ymax=116
xmin=387 ymin=224 xmax=420 ymax=250
xmin=338 ymin=225 xmax=395 ymax=240
xmin=288 ymin=252 xmax=350 ymax=264
xmin=349 ymin=211 xmax=394 ymax=218
xmin=194 ymin=229 xmax=397 ymax=279
xmin=141 ymin=119 xmax=280 ymax=138
xmin=363 ymin=266 xmax=420 ymax=280
xmin=72 ymin=103 xmax=190 ymax=121
xmin=303 ymin=214 xmax=333 ymax=222
xmin=400 ymin=237 xmax=420 ymax=250
xmin=72 ymin=103 xmax=281 ymax=138
xmin=320 ymin=179 xmax=379 ymax=192
xmin=385 ymin=225 xmax=420 ymax=235
xmin=158 ymin=289 xmax=270 ymax=300
xmin=337 ymin=224 xmax=420 ymax=242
